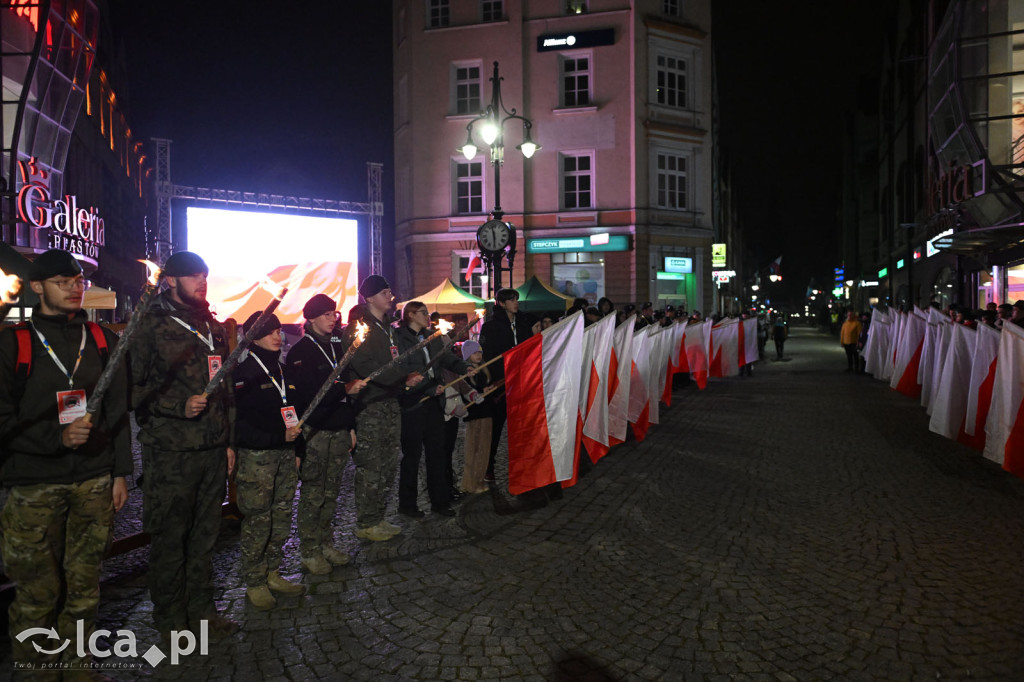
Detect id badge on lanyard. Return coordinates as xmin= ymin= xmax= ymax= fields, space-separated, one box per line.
xmin=208 ymin=355 xmax=222 ymax=382
xmin=390 ymin=345 xmax=399 ymax=360
xmin=281 ymin=406 xmax=299 ymax=428
xmin=57 ymin=389 xmax=87 ymax=424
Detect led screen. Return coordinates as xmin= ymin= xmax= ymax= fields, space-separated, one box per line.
xmin=186 ymin=206 xmax=358 ymax=325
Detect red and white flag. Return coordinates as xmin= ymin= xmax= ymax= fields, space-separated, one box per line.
xmin=962 ymin=322 xmax=1000 ymax=450
xmin=662 ymin=321 xmax=687 ymax=405
xmin=918 ymin=307 xmax=949 ymax=411
xmin=579 ymin=313 xmax=615 ymax=463
xmin=928 ymin=324 xmax=975 ymax=440
xmin=685 ymin=320 xmax=709 ymax=389
xmin=504 ymin=311 xmax=584 ymax=495
xmin=607 ymin=314 xmax=635 ymax=446
xmin=647 ymin=325 xmax=672 ymax=420
xmin=889 ymin=308 xmax=927 ymax=398
xmin=709 ymin=318 xmax=740 ymax=378
xmin=984 ymin=321 xmax=1024 ymax=476
xmin=863 ymin=308 xmax=891 ymax=379
xmin=628 ymin=326 xmax=653 ymax=441
xmin=882 ymin=310 xmax=903 ymax=381
xmin=926 ymin=320 xmax=953 ymax=414
xmin=742 ymin=317 xmax=758 ymax=366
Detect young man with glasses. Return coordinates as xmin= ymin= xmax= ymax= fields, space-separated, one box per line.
xmin=394 ymin=302 xmax=473 ymax=518
xmin=0 ymin=249 xmax=131 ymax=677
xmin=285 ymin=294 xmax=365 ymax=573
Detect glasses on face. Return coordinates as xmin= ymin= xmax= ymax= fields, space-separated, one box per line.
xmin=46 ymin=277 xmax=91 ymax=291
xmin=414 ymin=309 xmax=430 ymax=317
xmin=321 ymin=310 xmax=340 ymax=319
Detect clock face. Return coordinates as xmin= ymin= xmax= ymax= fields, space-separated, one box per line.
xmin=477 ymin=219 xmax=511 ymax=254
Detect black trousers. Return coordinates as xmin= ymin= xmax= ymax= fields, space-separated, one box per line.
xmin=843 ymin=343 xmax=859 ymax=371
xmin=399 ymin=400 xmax=450 ymax=510
xmin=487 ymin=399 xmax=508 ymax=479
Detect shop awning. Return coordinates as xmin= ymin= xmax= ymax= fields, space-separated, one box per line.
xmin=398 ymin=278 xmax=486 ymax=315
xmin=515 ymin=275 xmax=574 ymax=312
xmin=933 ymin=222 xmax=1024 ymax=256
xmin=83 ymin=285 xmax=116 ymax=310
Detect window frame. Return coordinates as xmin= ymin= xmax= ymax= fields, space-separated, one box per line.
xmin=451 ymin=61 xmax=483 ymax=116
xmin=480 ymin=0 xmax=503 ymax=22
xmin=654 ymin=51 xmax=688 ymax=109
xmin=453 ymin=159 xmax=485 ymax=216
xmin=559 ymin=52 xmax=592 ymax=108
xmin=663 ymin=0 xmax=681 ymax=17
xmin=453 ymin=251 xmax=488 ymax=299
xmin=427 ymin=0 xmax=450 ymax=28
xmin=652 ymin=149 xmax=690 ymax=211
xmin=560 ymin=151 xmax=596 ymax=211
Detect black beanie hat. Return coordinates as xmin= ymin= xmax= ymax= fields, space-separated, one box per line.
xmin=303 ymin=293 xmax=336 ymax=320
xmin=28 ymin=249 xmax=83 ymax=281
xmin=163 ymin=251 xmax=209 ymax=277
xmin=242 ymin=311 xmax=281 ymax=339
xmin=359 ymin=275 xmax=390 ymax=299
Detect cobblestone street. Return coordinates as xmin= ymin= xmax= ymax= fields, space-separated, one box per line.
xmin=5 ymin=326 xmax=1024 ymax=680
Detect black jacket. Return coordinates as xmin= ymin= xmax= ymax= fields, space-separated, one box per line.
xmin=349 ymin=311 xmax=410 ymax=408
xmin=394 ymin=324 xmax=470 ymax=411
xmin=233 ymin=345 xmax=298 ymax=449
xmin=285 ymin=323 xmax=354 ymax=431
xmin=479 ymin=310 xmax=534 ymax=383
xmin=0 ymin=309 xmax=132 ymax=486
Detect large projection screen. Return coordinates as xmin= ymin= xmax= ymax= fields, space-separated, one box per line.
xmin=186 ymin=207 xmax=359 ymax=325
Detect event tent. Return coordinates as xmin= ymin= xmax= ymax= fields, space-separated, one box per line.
xmin=515 ymin=275 xmax=574 ymax=312
xmin=398 ymin=278 xmax=486 ymax=314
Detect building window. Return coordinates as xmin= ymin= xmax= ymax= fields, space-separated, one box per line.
xmin=562 ymin=153 xmax=594 ymax=210
xmin=656 ymin=153 xmax=688 ymax=209
xmin=481 ymin=0 xmax=503 ymax=22
xmin=452 ymin=63 xmax=482 ymax=115
xmin=655 ymin=54 xmax=687 ymax=108
xmin=454 ymin=161 xmax=484 ymax=215
xmin=454 ymin=252 xmax=487 ymax=298
xmin=565 ymin=0 xmax=587 ymax=15
xmin=663 ymin=0 xmax=681 ymax=16
xmin=427 ymin=0 xmax=450 ymax=28
xmin=560 ymin=55 xmax=591 ymax=108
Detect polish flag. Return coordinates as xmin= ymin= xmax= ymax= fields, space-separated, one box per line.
xmin=863 ymin=308 xmax=891 ymax=379
xmin=464 ymin=254 xmax=481 ymax=283
xmin=926 ymin=320 xmax=953 ymax=414
xmin=962 ymin=322 xmax=1000 ymax=450
xmin=579 ymin=313 xmax=615 ymax=464
xmin=504 ymin=311 xmax=584 ymax=495
xmin=662 ymin=322 xmax=687 ymax=405
xmin=709 ymin=318 xmax=740 ymax=378
xmin=890 ymin=308 xmax=927 ymax=398
xmin=685 ymin=320 xmax=709 ymax=389
xmin=882 ymin=311 xmax=903 ymax=381
xmin=628 ymin=326 xmax=653 ymax=441
xmin=742 ymin=317 xmax=758 ymax=366
xmin=983 ymin=321 xmax=1024 ymax=475
xmin=928 ymin=324 xmax=975 ymax=440
xmin=646 ymin=325 xmax=671 ymax=420
xmin=918 ymin=307 xmax=949 ymax=411
xmin=607 ymin=314 xmax=635 ymax=446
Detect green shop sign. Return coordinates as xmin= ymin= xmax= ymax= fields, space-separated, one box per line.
xmin=526 ymin=235 xmax=630 ymax=254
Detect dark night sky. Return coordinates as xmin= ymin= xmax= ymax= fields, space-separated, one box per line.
xmin=108 ymin=1 xmax=888 ymax=306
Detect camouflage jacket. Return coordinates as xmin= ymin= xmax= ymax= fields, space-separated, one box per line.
xmin=130 ymin=291 xmax=234 ymax=451
xmin=348 ymin=311 xmax=410 ymax=408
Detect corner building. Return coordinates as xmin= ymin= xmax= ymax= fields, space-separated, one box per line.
xmin=393 ymin=0 xmax=714 ymax=311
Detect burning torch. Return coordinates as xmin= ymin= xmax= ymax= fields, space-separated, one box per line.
xmin=296 ymin=321 xmax=369 ymax=428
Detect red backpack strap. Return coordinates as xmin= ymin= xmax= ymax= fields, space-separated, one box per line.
xmin=85 ymin=322 xmax=109 ymax=364
xmin=13 ymin=323 xmax=32 ymax=380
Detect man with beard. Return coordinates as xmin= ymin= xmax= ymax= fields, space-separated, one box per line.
xmin=349 ymin=276 xmax=423 ymax=541
xmin=286 ymin=294 xmax=365 ymax=574
xmin=0 ymin=249 xmax=131 ymax=678
xmin=130 ymin=251 xmax=237 ymax=644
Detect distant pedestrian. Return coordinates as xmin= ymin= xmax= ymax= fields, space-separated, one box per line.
xmin=839 ymin=311 xmax=862 ymax=372
xmin=597 ymin=297 xmax=614 ymax=318
xmin=771 ymin=314 xmax=787 ymax=360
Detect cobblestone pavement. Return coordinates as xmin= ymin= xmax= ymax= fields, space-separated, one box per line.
xmin=4 ymin=326 xmax=1024 ymax=680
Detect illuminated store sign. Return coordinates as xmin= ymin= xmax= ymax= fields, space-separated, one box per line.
xmin=711 ymin=243 xmax=727 ymax=267
xmin=526 ymin=234 xmax=629 ymax=253
xmin=664 ymin=257 xmax=693 ymax=273
xmin=16 ymin=157 xmax=105 ymax=260
xmin=537 ymin=28 xmax=615 ymax=52
xmin=926 ymin=228 xmax=954 ymax=257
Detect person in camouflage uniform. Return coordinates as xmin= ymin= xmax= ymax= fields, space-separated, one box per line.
xmin=232 ymin=311 xmax=308 ymax=609
xmin=130 ymin=251 xmax=237 ymax=643
xmin=348 ymin=276 xmax=423 ymax=541
xmin=285 ymin=294 xmax=365 ymax=575
xmin=0 ymin=250 xmax=131 ymax=680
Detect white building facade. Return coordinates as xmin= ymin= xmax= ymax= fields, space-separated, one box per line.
xmin=393 ymin=0 xmax=714 ymax=312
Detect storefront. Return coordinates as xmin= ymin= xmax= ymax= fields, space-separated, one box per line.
xmin=525 ymin=234 xmax=630 ymax=306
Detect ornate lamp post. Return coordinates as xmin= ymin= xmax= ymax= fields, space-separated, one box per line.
xmin=459 ymin=61 xmax=540 ymax=297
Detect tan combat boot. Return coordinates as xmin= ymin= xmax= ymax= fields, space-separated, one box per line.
xmin=300 ymin=554 xmax=331 ymax=575
xmin=246 ymin=585 xmax=276 ymax=611
xmin=267 ymin=570 xmax=307 ymax=596
xmin=321 ymin=546 xmax=351 ymax=566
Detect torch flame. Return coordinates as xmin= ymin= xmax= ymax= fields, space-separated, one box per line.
xmin=259 ymin=277 xmax=287 ymax=301
xmin=474 ymin=308 xmax=485 ymax=319
xmin=354 ymin=321 xmax=369 ymax=345
xmin=139 ymin=259 xmax=162 ymax=286
xmin=437 ymin=318 xmax=455 ymax=335
xmin=0 ymin=267 xmax=21 ymax=305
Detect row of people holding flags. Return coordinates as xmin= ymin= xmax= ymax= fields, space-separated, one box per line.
xmin=501 ymin=311 xmax=759 ymax=494
xmin=862 ymin=306 xmax=1024 ymax=476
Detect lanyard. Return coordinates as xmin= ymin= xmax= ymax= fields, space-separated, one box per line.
xmin=510 ymin=316 xmax=517 ymax=346
xmin=374 ymin=319 xmax=394 ymax=345
xmin=169 ymin=316 xmax=214 ymax=351
xmin=307 ymin=335 xmax=337 ymax=369
xmin=419 ymin=333 xmax=434 ymax=378
xmin=250 ymin=353 xmax=288 ymax=405
xmin=33 ymin=324 xmax=86 ymax=389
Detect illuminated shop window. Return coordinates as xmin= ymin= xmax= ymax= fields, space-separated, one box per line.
xmin=454 ymin=160 xmax=484 ymax=215
xmin=561 ymin=153 xmax=594 ymax=210
xmin=560 ymin=54 xmax=591 ymax=108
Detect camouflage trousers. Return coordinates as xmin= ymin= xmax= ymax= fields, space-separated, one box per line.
xmin=0 ymin=474 xmax=112 ymax=673
xmin=297 ymin=428 xmax=348 ymax=556
xmin=142 ymin=446 xmax=227 ymax=632
xmin=353 ymin=401 xmax=401 ymax=529
xmin=237 ymin=447 xmax=298 ymax=586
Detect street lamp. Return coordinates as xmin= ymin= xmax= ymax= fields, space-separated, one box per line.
xmin=459 ymin=61 xmax=540 ymax=296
